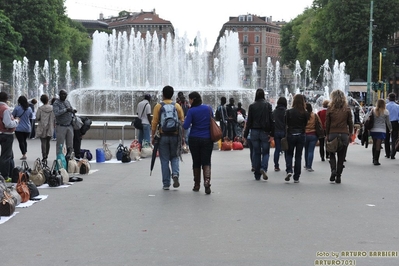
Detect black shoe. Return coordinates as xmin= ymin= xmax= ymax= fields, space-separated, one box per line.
xmin=335 ymin=175 xmax=341 ymax=184
xmin=321 ymin=158 xmax=325 ymax=161
xmin=330 ymin=171 xmax=336 ymax=182
xmin=172 ymin=176 xmax=180 ymax=188
xmin=391 ymin=156 xmax=396 ymax=159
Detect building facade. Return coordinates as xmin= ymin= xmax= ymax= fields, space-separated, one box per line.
xmin=213 ymin=14 xmax=284 ymax=89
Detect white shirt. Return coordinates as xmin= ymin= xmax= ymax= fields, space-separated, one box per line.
xmin=136 ymin=100 xmax=151 ymax=125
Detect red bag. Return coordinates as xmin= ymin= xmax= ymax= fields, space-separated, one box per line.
xmin=221 ymin=137 xmax=232 ymax=151
xmin=130 ymin=139 xmax=142 ymax=151
xmin=232 ymin=137 xmax=244 ymax=150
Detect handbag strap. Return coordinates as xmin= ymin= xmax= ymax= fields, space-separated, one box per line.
xmin=138 ymin=103 xmax=148 ymax=119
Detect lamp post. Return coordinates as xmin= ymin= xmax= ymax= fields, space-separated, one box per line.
xmin=366 ymin=1 xmax=374 ymax=106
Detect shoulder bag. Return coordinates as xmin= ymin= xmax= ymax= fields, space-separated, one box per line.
xmin=48 ymin=160 xmax=63 ymax=187
xmin=30 ymin=158 xmax=45 ymax=186
xmin=122 ymin=147 xmax=132 ymax=163
xmin=133 ymin=103 xmax=148 ymax=130
xmin=315 ymin=114 xmax=325 ymax=139
xmin=209 ymin=107 xmax=222 ymax=142
xmin=78 ymin=159 xmax=91 ymax=175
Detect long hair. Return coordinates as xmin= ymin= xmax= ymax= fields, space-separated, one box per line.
xmin=292 ymin=94 xmax=306 ymax=113
xmin=329 ymin=90 xmax=348 ymax=111
xmin=255 ymin=88 xmax=265 ymax=101
xmin=18 ymin=96 xmax=29 ymax=110
xmin=375 ymin=99 xmax=386 ymax=117
xmin=277 ymin=97 xmax=287 ymax=108
xmin=188 ymin=91 xmax=202 ymax=107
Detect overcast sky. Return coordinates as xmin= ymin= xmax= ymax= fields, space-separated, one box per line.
xmin=65 ymin=0 xmax=314 ymax=49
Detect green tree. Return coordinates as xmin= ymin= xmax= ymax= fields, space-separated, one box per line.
xmin=0 ymin=10 xmax=25 ymax=82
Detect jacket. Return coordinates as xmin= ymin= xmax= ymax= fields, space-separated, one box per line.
xmin=286 ymin=108 xmax=309 ymax=135
xmin=36 ymin=104 xmax=55 ymax=138
xmin=0 ymin=102 xmax=18 ymax=134
xmin=326 ymin=107 xmax=354 ymax=135
xmin=12 ymin=106 xmax=32 ymax=133
xmin=244 ymin=99 xmax=274 ymax=138
xmin=273 ymin=104 xmax=286 ymax=132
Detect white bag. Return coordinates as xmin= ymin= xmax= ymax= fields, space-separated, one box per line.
xmin=57 ymin=159 xmax=69 ymax=184
xmin=140 ymin=140 xmax=152 ymax=158
xmin=130 ymin=147 xmax=141 ymax=161
xmin=68 ymin=152 xmax=79 ymax=174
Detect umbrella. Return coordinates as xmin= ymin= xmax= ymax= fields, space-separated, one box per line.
xmin=150 ymin=130 xmax=160 ymax=176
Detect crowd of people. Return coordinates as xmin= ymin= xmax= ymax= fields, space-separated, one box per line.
xmin=0 ymin=89 xmax=88 ymax=181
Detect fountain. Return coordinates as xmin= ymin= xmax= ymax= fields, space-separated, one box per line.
xmin=68 ymin=29 xmax=254 ymax=115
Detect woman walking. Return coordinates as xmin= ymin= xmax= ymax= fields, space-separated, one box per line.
xmin=182 ymin=92 xmax=214 ymax=194
xmin=36 ymin=94 xmax=55 ymax=162
xmin=325 ymin=90 xmax=354 ymax=183
xmin=304 ymin=103 xmax=322 ymax=171
xmin=12 ymin=96 xmax=33 ymax=160
xmin=272 ymin=97 xmax=287 ymax=172
xmin=367 ymin=99 xmax=391 ymax=166
xmin=284 ymin=94 xmax=309 ymax=183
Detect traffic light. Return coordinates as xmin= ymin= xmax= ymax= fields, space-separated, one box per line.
xmin=372 ymin=82 xmax=378 ymax=92
xmin=381 ymin=48 xmax=387 ymax=57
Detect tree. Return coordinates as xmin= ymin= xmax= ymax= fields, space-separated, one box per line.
xmin=0 ymin=10 xmax=25 ymax=82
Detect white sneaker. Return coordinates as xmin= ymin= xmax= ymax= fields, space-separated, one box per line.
xmin=285 ymin=173 xmax=292 ymax=181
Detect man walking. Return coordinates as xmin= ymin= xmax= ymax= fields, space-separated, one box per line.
xmin=385 ymin=93 xmax=399 ymax=159
xmin=53 ymin=89 xmax=75 ymax=156
xmin=0 ymin=92 xmax=19 ymax=179
xmin=151 ymin=86 xmax=185 ymax=190
xmin=215 ymin=97 xmax=228 ymax=139
xmin=136 ymin=94 xmax=152 ymax=146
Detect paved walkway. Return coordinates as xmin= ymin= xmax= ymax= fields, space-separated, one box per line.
xmin=2 ymin=137 xmax=399 ymax=266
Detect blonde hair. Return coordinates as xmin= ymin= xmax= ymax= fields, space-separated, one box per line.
xmin=329 ymin=90 xmax=347 ymax=110
xmin=375 ymin=99 xmax=386 ymax=117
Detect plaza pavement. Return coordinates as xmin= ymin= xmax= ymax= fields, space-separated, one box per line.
xmin=2 ymin=136 xmax=399 ymax=266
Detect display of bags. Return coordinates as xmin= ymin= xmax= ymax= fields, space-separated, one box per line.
xmin=16 ymin=172 xmax=30 ymax=203
xmin=68 ymin=152 xmax=79 ymax=174
xmin=209 ymin=109 xmax=223 ymax=142
xmin=48 ymin=160 xmax=63 ymax=187
xmin=30 ymin=158 xmax=45 ymax=186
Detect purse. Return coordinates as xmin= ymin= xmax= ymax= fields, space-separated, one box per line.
xmin=12 ymin=160 xmax=31 ymax=183
xmin=116 ymin=144 xmax=124 ymax=161
xmin=103 ymin=143 xmax=113 ymax=160
xmin=315 ymin=114 xmax=325 ymax=139
xmin=68 ymin=152 xmax=79 ymax=174
xmin=122 ymin=147 xmax=132 ymax=163
xmin=326 ymin=136 xmax=344 ymax=153
xmin=48 ymin=160 xmax=63 ymax=187
xmin=27 ymin=180 xmax=39 ymax=199
xmin=0 ymin=190 xmax=16 ymax=216
xmin=281 ymin=137 xmax=289 ymax=151
xmin=140 ymin=140 xmax=152 ymax=158
xmin=58 ymin=159 xmax=69 ymax=184
xmin=78 ymin=159 xmax=91 ymax=175
xmin=221 ymin=137 xmax=232 ymax=151
xmin=16 ymin=172 xmax=30 ymax=203
xmin=30 ymin=158 xmax=45 ymax=186
xmin=8 ymin=186 xmax=21 ymax=206
xmin=80 ymin=149 xmax=93 ymax=161
xmin=232 ymin=136 xmax=244 ymax=150
xmin=209 ymin=108 xmax=223 ymax=142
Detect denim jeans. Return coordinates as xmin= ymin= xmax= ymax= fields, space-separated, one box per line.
xmin=246 ymin=138 xmax=254 ymax=169
xmin=188 ymin=137 xmax=213 ymax=168
xmin=159 ymin=135 xmax=179 ymax=187
xmin=250 ymin=129 xmax=271 ymax=179
xmin=273 ymin=131 xmax=287 ymax=169
xmin=304 ymin=134 xmax=318 ymax=169
xmin=286 ymin=133 xmax=305 ymax=180
xmin=138 ymin=124 xmax=151 ymax=146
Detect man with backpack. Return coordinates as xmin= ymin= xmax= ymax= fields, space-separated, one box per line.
xmin=151 ymin=85 xmax=185 ymax=190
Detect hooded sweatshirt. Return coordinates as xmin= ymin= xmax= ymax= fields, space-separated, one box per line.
xmin=36 ymin=104 xmax=55 ymax=138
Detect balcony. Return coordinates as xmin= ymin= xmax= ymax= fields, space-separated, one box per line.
xmin=241 ymin=41 xmax=250 ymax=46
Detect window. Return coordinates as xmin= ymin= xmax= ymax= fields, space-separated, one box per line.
xmin=255 ymin=46 xmax=259 ymax=54
xmin=255 ymin=35 xmax=260 ymax=43
xmin=254 ymin=58 xmax=259 ymax=65
xmin=243 ymin=35 xmax=248 ymax=42
xmin=239 ymin=15 xmax=245 ymax=22
xmin=243 ymin=27 xmax=248 ymax=32
xmin=243 ymin=58 xmax=248 ymax=65
xmin=243 ymin=47 xmax=248 ymax=54
xmin=247 ymin=15 xmax=253 ymax=22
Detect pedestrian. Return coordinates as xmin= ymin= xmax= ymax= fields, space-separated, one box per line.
xmin=236 ymin=102 xmax=246 ymax=137
xmin=325 ymin=90 xmax=354 ymax=183
xmin=50 ymin=97 xmax=57 ymax=141
xmin=215 ymin=97 xmax=228 ymax=139
xmin=12 ymin=95 xmax=33 ymax=160
xmin=304 ymin=103 xmax=322 ymax=172
xmin=272 ymin=96 xmax=287 ymax=172
xmin=35 ymin=94 xmax=55 ymax=162
xmin=0 ymin=92 xmax=19 ymax=179
xmin=53 ymin=89 xmax=75 ymax=156
xmin=136 ymin=94 xmax=152 ymax=146
xmin=284 ymin=94 xmax=309 ymax=183
xmin=151 ymin=85 xmax=185 ymax=190
xmin=29 ymin=98 xmax=37 ymax=139
xmin=384 ymin=93 xmax=399 ymax=159
xmin=317 ymin=100 xmax=329 ymax=161
xmin=226 ymin=97 xmax=237 ymax=140
xmin=243 ymin=88 xmax=274 ymax=181
xmin=366 ymin=99 xmax=391 ymax=166
xmin=177 ymin=92 xmax=190 ymax=144
xmin=182 ymin=91 xmax=214 ymax=194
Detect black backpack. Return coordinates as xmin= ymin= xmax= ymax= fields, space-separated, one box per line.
xmin=80 ymin=117 xmax=92 ymax=135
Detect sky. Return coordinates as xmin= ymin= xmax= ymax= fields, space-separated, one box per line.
xmin=65 ymin=0 xmax=314 ymax=49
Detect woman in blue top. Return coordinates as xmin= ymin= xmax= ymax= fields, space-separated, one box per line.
xmin=12 ymin=96 xmax=33 ymax=160
xmin=183 ymin=91 xmax=214 ymax=194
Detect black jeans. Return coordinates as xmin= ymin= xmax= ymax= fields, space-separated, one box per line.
xmin=40 ymin=136 xmax=51 ymax=159
xmin=385 ymin=121 xmax=399 ymax=158
xmin=0 ymin=134 xmax=14 ymax=177
xmin=73 ymin=130 xmax=82 ymax=158
xmin=15 ymin=131 xmax=30 ymax=155
xmin=328 ymin=133 xmax=349 ymax=176
xmin=188 ymin=137 xmax=213 ymax=168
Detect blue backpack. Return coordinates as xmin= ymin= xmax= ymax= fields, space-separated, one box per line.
xmin=159 ymin=102 xmax=179 ymax=133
